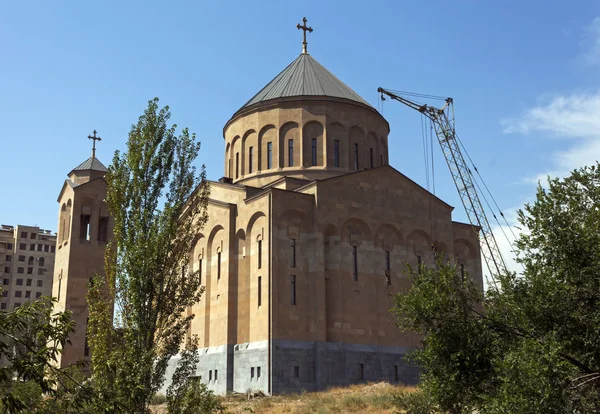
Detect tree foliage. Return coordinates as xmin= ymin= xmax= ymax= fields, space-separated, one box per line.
xmin=87 ymin=97 xmax=210 ymax=413
xmin=393 ymin=163 xmax=600 ymax=413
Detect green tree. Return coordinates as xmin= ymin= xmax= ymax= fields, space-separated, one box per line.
xmin=87 ymin=98 xmax=210 ymax=413
xmin=0 ymin=296 xmax=92 ymax=413
xmin=393 ymin=163 xmax=600 ymax=413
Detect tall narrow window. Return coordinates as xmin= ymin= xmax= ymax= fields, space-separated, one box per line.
xmin=359 ymin=363 xmax=364 ymax=380
xmin=417 ymin=255 xmax=422 ymax=274
xmin=354 ymin=143 xmax=359 ymax=170
xmin=258 ymin=240 xmax=262 ymax=269
xmin=249 ymin=146 xmax=253 ymax=174
xmin=209 ymin=370 xmax=212 ymax=381
xmin=28 ymin=257 xmax=33 ymax=266
xmin=258 ymin=276 xmax=262 ymax=307
xmin=229 ymin=159 xmax=232 ymax=177
xmin=385 ymin=251 xmax=391 ymax=285
xmin=380 ymin=154 xmax=384 ymax=166
xmin=199 ymin=258 xmax=203 ymax=284
xmin=57 ymin=270 xmax=62 ymax=301
xmin=214 ymin=370 xmax=218 ymax=382
xmin=294 ymin=366 xmax=300 ymax=378
xmin=267 ymin=142 xmax=272 ymax=169
xmin=334 ymin=140 xmax=340 ymax=167
xmin=311 ymin=138 xmax=317 ymax=166
xmin=98 ymin=217 xmax=108 ymax=242
xmin=370 ymin=148 xmax=374 ymax=168
xmin=235 ymin=152 xmax=239 ymax=178
xmin=291 ymin=275 xmax=296 ymax=305
xmin=352 ymin=246 xmax=358 ymax=281
xmin=393 ymin=365 xmax=399 ymax=382
xmin=251 ymin=367 xmax=254 ymax=379
xmin=460 ymin=263 xmax=465 ymax=281
xmin=80 ymin=215 xmax=91 ymax=240
xmin=217 ymin=251 xmax=221 ymax=280
xmin=290 ymin=238 xmax=296 ymax=268
xmin=288 ymin=139 xmax=294 ymax=167
xmin=257 ymin=366 xmax=261 ymax=378
xmin=39 ymin=257 xmax=45 ymax=267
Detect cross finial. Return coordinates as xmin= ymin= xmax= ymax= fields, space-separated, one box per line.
xmin=296 ymin=17 xmax=313 ymax=54
xmin=88 ymin=130 xmax=102 ymax=158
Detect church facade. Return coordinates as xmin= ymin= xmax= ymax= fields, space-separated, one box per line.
xmin=53 ymin=22 xmax=483 ymax=395
xmin=164 ymin=39 xmax=483 ymax=394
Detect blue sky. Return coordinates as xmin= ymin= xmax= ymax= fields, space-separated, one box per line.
xmin=2 ymin=1 xmax=599 ymax=270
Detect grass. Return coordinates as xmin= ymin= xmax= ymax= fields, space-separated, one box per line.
xmin=150 ymin=382 xmax=415 ymax=413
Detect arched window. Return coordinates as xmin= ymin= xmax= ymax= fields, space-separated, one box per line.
xmin=28 ymin=257 xmax=33 ymax=266
xmin=39 ymin=257 xmax=45 ymax=267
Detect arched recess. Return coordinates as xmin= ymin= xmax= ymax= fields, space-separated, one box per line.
xmin=207 ymin=225 xmax=225 ymax=283
xmin=406 ymin=229 xmax=433 ymax=256
xmin=59 ymin=203 xmax=67 ymax=243
xmin=259 ymin=125 xmax=276 ymax=171
xmin=79 ymin=197 xmax=94 ymax=241
xmin=302 ymin=121 xmax=324 ymax=167
xmin=374 ymin=223 xmax=404 ymax=250
xmin=279 ymin=122 xmax=300 ymax=168
xmin=341 ymin=217 xmax=372 ymax=244
xmin=231 ymin=135 xmax=241 ymax=180
xmin=225 ymin=142 xmax=231 ymax=177
xmin=327 ymin=122 xmax=346 ymax=168
xmin=367 ymin=131 xmax=379 ymax=169
xmin=454 ymin=238 xmax=477 ymax=261
xmin=242 ymin=129 xmax=257 ymax=175
xmin=236 ymin=228 xmax=246 ymax=258
xmin=348 ymin=126 xmax=365 ymax=170
xmin=191 ymin=233 xmax=206 ymax=275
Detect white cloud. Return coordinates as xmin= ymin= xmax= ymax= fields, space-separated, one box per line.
xmin=501 ymin=91 xmax=600 ymax=181
xmin=582 ymin=17 xmax=600 ymax=66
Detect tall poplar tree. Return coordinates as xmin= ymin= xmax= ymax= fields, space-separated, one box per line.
xmin=87 ymin=98 xmax=210 ymax=413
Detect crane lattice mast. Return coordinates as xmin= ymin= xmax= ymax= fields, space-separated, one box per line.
xmin=378 ymin=87 xmax=507 ymax=283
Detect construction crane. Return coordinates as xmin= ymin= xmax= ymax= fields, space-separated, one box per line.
xmin=378 ymin=87 xmax=508 ymax=283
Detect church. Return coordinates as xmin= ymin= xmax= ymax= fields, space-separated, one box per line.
xmin=53 ymin=19 xmax=482 ymax=395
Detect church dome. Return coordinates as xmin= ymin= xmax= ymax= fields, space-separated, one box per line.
xmin=231 ymin=53 xmax=374 ymax=120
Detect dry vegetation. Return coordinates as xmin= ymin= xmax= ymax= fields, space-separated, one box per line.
xmin=151 ymin=382 xmax=414 ymax=414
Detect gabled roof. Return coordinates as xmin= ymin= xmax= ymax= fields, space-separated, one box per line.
xmin=234 ymin=53 xmax=373 ymax=117
xmin=70 ymin=156 xmax=108 ymax=173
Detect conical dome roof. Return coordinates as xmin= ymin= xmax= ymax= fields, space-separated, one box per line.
xmin=70 ymin=156 xmax=108 ymax=173
xmin=233 ymin=53 xmax=373 ymax=118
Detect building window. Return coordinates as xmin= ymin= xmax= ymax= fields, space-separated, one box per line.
xmin=44 ymin=245 xmax=49 ymax=252
xmin=334 ymin=140 xmax=340 ymax=167
xmin=20 ymin=231 xmax=27 ymax=239
xmin=26 ymin=279 xmax=32 ymax=286
xmin=257 ymin=240 xmax=262 ymax=269
xmin=290 ymin=238 xmax=296 ymax=268
xmin=288 ymin=139 xmax=294 ymax=167
xmin=198 ymin=258 xmax=202 ymax=285
xmin=251 ymin=367 xmax=254 ymax=379
xmin=5 ymin=256 xmax=11 ymax=263
xmin=352 ymin=246 xmax=358 ymax=281
xmin=37 ymin=244 xmax=42 ymax=252
xmin=25 ymin=291 xmax=30 ymax=298
xmin=0 ymin=303 xmax=6 ymax=310
xmin=393 ymin=365 xmax=399 ymax=382
xmin=2 ymin=291 xmax=7 ymax=298
xmin=217 ymin=251 xmax=221 ymax=280
xmin=258 ymin=276 xmax=262 ymax=307
xmin=50 ymin=246 xmax=55 ymax=253
xmin=257 ymin=367 xmax=261 ymax=378
xmin=294 ymin=366 xmax=300 ymax=378
xmin=2 ymin=279 xmax=8 ymax=286
xmin=370 ymin=148 xmax=374 ymax=168
xmin=267 ymin=142 xmax=272 ymax=169
xmin=17 ymin=268 xmax=24 ymax=275
xmin=30 ymin=233 xmax=36 ymax=240
xmin=13 ymin=303 xmax=20 ymax=309
xmin=15 ymin=291 xmax=21 ymax=298
xmin=37 ymin=280 xmax=43 ymax=287
xmin=214 ymin=370 xmax=218 ymax=382
xmin=29 ymin=244 xmax=35 ymax=251
xmin=6 ymin=243 xmax=12 ymax=251
xmin=36 ymin=292 xmax=41 ymax=299
xmin=354 ymin=143 xmax=359 ymax=170
xmin=3 ymin=268 xmax=8 ymax=274
xmin=80 ymin=215 xmax=91 ymax=241
xmin=385 ymin=251 xmax=391 ymax=285
xmin=38 ymin=269 xmax=44 ymax=276
xmin=98 ymin=217 xmax=109 ymax=242
xmin=27 ymin=267 xmax=32 ymax=275
xmin=209 ymin=370 xmax=212 ymax=382
xmin=39 ymin=257 xmax=45 ymax=267
xmin=248 ymin=146 xmax=253 ymax=174
xmin=290 ymin=275 xmax=296 ymax=305
xmin=417 ymin=255 xmax=422 ymax=274
xmin=18 ymin=255 xmax=24 ymax=262
xmin=311 ymin=138 xmax=317 ymax=166
xmin=19 ymin=243 xmax=26 ymax=251
xmin=235 ymin=152 xmax=239 ymax=179
xmin=28 ymin=257 xmax=33 ymax=266
xmin=460 ymin=263 xmax=465 ymax=281
xmin=359 ymin=363 xmax=364 ymax=380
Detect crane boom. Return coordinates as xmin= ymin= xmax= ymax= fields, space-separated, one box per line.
xmin=378 ymin=87 xmax=507 ymax=282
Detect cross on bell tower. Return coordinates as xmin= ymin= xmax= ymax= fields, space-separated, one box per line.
xmin=296 ymin=17 xmax=313 ymax=54
xmin=88 ymin=130 xmax=102 ymax=158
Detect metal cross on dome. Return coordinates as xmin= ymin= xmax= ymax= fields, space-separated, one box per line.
xmin=297 ymin=17 xmax=313 ymax=54
xmin=88 ymin=130 xmax=102 ymax=158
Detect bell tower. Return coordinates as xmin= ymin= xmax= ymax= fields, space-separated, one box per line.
xmin=52 ymin=130 xmax=113 ymax=368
